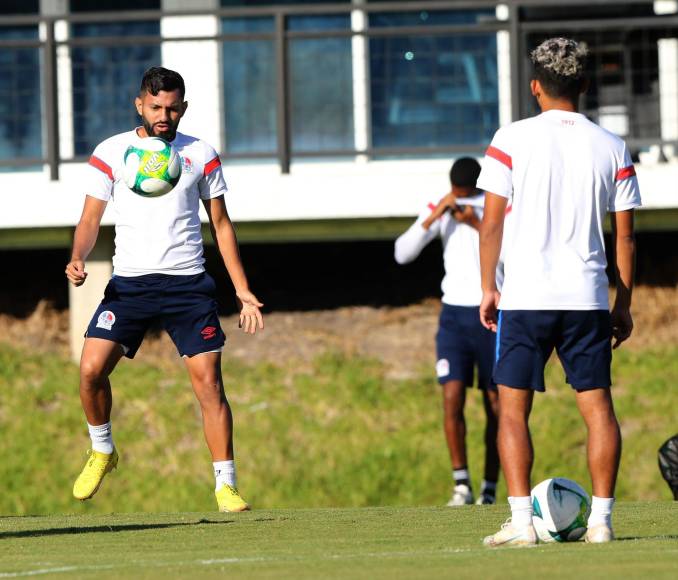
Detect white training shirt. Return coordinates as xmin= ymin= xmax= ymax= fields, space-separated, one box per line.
xmin=476 ymin=109 xmax=642 ymax=310
xmin=85 ymin=129 xmax=227 ymax=277
xmin=394 ymin=195 xmax=489 ymax=306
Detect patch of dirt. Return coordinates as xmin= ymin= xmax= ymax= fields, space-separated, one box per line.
xmin=0 ymin=286 xmax=676 ymax=379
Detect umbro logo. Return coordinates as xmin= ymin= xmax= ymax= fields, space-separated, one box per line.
xmin=201 ymin=326 xmax=217 ymax=340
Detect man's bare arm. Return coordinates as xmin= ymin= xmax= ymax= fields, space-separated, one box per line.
xmin=610 ymin=209 xmax=635 ymax=348
xmin=479 ymin=192 xmax=507 ymax=331
xmin=65 ymin=196 xmax=107 ymax=287
xmin=202 ymin=196 xmax=264 ymax=334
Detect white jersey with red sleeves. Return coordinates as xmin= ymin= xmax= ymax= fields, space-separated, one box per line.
xmin=85 ymin=129 xmax=227 ymax=277
xmin=476 ymin=109 xmax=641 ymax=310
xmin=394 ymin=195 xmax=489 ymax=306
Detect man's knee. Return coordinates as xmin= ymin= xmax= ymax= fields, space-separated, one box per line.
xmin=80 ymin=357 xmax=109 ymax=387
xmin=192 ymin=374 xmax=224 ymax=405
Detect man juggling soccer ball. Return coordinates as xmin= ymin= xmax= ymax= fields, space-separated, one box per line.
xmin=65 ymin=67 xmax=263 ymax=512
xmin=395 ymin=158 xmax=500 ymax=507
xmin=478 ymin=38 xmax=640 ymax=546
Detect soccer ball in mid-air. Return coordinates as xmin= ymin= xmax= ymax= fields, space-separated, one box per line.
xmin=531 ymin=477 xmax=591 ymax=543
xmin=123 ymin=137 xmax=181 ymax=197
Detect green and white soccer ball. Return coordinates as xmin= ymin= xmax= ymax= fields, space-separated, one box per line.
xmin=531 ymin=477 xmax=591 ymax=543
xmin=123 ymin=137 xmax=181 ymax=197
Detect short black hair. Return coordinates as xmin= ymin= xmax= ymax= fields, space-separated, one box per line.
xmin=140 ymin=66 xmax=185 ymax=99
xmin=449 ymin=157 xmax=481 ymax=188
xmin=531 ymin=38 xmax=588 ymax=101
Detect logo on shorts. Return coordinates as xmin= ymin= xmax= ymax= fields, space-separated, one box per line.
xmin=96 ymin=310 xmax=116 ymax=331
xmin=436 ymin=358 xmax=450 ymax=378
xmin=201 ymin=326 xmax=217 ymax=340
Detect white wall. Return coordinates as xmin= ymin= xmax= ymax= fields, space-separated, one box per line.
xmin=0 ymin=157 xmax=676 ymax=231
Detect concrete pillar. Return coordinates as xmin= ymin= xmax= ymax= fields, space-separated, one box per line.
xmin=69 ymin=228 xmax=113 ymax=362
xmin=655 ymin=2 xmax=678 ymax=160
xmin=161 ymin=0 xmax=222 ymax=151
xmin=496 ymin=4 xmax=512 ymax=126
xmin=351 ymin=0 xmax=370 ymax=162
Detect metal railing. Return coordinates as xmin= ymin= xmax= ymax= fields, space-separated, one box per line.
xmin=0 ymin=0 xmax=676 ymax=177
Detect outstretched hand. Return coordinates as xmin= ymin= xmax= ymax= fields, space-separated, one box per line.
xmin=236 ymin=289 xmax=264 ymax=334
xmin=479 ymin=289 xmax=501 ymax=332
xmin=65 ymin=260 xmax=88 ymax=287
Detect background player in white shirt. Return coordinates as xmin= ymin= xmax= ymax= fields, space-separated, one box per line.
xmin=477 ymin=38 xmax=640 ymax=546
xmin=65 ymin=67 xmax=263 ymax=512
xmin=395 ymin=158 xmax=500 ymax=507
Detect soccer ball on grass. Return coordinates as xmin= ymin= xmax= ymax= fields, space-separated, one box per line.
xmin=123 ymin=137 xmax=181 ymax=197
xmin=531 ymin=477 xmax=591 ymax=543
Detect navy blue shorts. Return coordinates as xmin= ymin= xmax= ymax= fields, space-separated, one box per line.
xmin=85 ymin=272 xmax=225 ymax=358
xmin=493 ymin=310 xmax=612 ymax=392
xmin=435 ymin=304 xmax=496 ymax=390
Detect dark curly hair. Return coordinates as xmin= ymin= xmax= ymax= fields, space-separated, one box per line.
xmin=140 ymin=66 xmax=185 ymax=99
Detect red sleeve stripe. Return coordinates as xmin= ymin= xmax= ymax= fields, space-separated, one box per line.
xmin=204 ymin=155 xmax=221 ymax=177
xmin=89 ymin=155 xmax=113 ymax=181
xmin=505 ymin=205 xmax=512 ymax=216
xmin=427 ymin=202 xmax=436 ymax=212
xmin=615 ymin=165 xmax=636 ymax=181
xmin=485 ymin=146 xmax=512 ymax=170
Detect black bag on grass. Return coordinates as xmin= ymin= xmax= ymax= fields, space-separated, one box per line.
xmin=658 ymin=434 xmax=678 ymax=500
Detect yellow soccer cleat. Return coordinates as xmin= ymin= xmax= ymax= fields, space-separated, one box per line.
xmin=215 ymin=484 xmax=250 ymax=512
xmin=73 ymin=448 xmax=119 ymax=501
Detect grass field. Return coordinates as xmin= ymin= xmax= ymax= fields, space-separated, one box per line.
xmin=1 ymin=503 xmax=676 ymax=579
xmin=0 ymin=342 xmax=676 ymax=515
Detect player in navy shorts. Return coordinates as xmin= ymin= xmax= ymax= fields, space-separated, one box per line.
xmin=87 ymin=273 xmax=226 ymax=359
xmin=65 ymin=67 xmax=263 ymax=513
xmin=477 ymin=38 xmax=641 ymax=546
xmin=396 ymin=158 xmax=501 ymax=506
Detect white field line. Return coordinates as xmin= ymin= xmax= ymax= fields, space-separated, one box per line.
xmin=0 ymin=548 xmax=473 ymax=578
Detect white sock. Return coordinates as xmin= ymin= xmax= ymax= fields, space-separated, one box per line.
xmin=588 ymin=496 xmax=614 ymax=528
xmin=453 ymin=468 xmax=471 ymax=487
xmin=214 ymin=460 xmax=236 ymax=491
xmin=508 ymin=496 xmax=533 ymax=529
xmin=87 ymin=422 xmax=114 ymax=454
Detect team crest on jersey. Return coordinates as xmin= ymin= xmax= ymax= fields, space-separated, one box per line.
xmin=96 ymin=310 xmax=116 ymax=331
xmin=181 ymin=156 xmax=194 ymax=174
xmin=436 ymin=358 xmax=450 ymax=378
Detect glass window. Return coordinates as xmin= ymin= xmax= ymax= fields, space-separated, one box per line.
xmin=222 ymin=18 xmax=276 ymax=155
xmin=288 ymin=15 xmax=353 ymax=153
xmin=0 ymin=25 xmax=42 ymax=165
xmin=369 ymin=10 xmax=499 ymax=150
xmin=221 ymin=1 xmax=349 ymax=6
xmin=70 ymin=21 xmax=161 ymax=156
xmin=71 ymin=0 xmax=159 ymax=11
xmin=69 ymin=1 xmax=160 ymax=156
xmin=222 ymin=13 xmax=354 ymax=157
xmin=523 ymin=16 xmax=667 ymax=146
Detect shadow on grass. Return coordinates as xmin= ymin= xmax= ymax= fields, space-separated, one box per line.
xmin=0 ymin=518 xmax=234 ymax=540
xmin=616 ymin=535 xmax=678 ymax=541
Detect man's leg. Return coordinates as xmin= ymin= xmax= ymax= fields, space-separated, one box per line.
xmin=483 ymin=385 xmax=537 ymax=546
xmin=184 ymin=351 xmax=233 ymax=460
xmin=497 ymin=385 xmax=533 ymax=497
xmin=576 ymin=387 xmax=621 ymax=542
xmin=80 ymin=338 xmax=124 ymax=426
xmin=73 ymin=337 xmax=124 ymax=500
xmin=184 ymin=351 xmax=249 ymax=512
xmin=478 ymin=388 xmax=500 ymax=503
xmin=442 ymin=380 xmax=474 ymax=505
